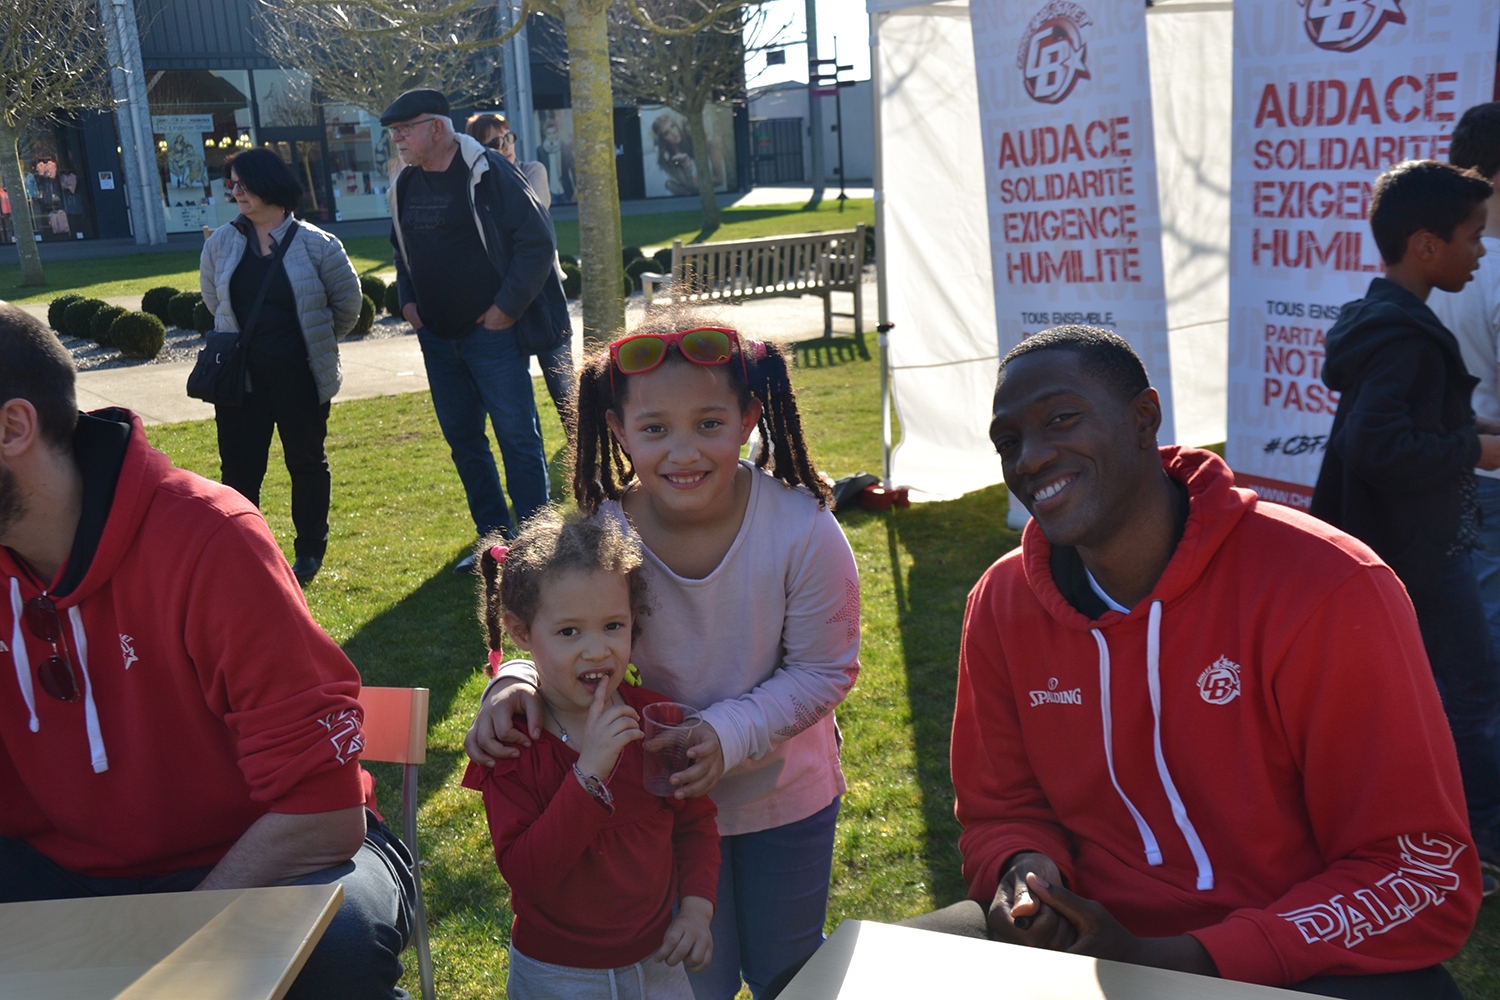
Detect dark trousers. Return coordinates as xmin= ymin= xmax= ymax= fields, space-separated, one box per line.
xmin=535 ymin=339 xmax=574 ymax=427
xmin=1410 ymin=549 xmax=1500 ymax=833
xmin=0 ymin=811 xmax=417 ymax=1000
xmin=897 ymin=901 xmax=1462 ymax=999
xmin=216 ymin=358 xmax=331 ymax=560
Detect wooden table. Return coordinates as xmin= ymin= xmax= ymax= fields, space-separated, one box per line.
xmin=0 ymin=883 xmax=343 ymax=999
xmin=779 ymin=920 xmax=1308 ymax=999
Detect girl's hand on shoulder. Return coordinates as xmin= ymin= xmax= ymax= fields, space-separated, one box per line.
xmin=671 ymin=724 xmax=725 ymax=799
xmin=465 ymin=676 xmax=544 ymax=766
xmin=575 ymin=681 xmax=643 ymax=779
xmin=655 ymin=896 xmax=714 ymax=972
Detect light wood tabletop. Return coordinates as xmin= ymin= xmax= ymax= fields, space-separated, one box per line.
xmin=0 ymin=883 xmax=343 ymax=1000
xmin=779 ymin=920 xmax=1310 ymax=999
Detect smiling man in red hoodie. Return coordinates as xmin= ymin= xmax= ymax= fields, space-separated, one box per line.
xmin=0 ymin=306 xmax=416 ymax=999
xmin=911 ymin=325 xmax=1479 ymax=997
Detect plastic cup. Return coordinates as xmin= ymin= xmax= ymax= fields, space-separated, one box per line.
xmin=641 ymin=701 xmax=703 ymax=797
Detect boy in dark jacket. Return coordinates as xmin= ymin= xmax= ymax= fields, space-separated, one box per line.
xmin=1313 ymin=159 xmax=1500 ymax=882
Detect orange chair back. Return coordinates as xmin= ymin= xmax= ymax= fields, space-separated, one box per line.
xmin=358 ymin=687 xmax=430 ymax=765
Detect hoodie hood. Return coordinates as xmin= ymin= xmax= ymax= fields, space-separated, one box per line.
xmin=1021 ymin=446 xmax=1255 ymax=632
xmin=1322 ymin=278 xmax=1470 ymax=393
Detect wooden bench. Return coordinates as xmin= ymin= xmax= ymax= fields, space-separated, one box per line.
xmin=642 ymin=226 xmax=867 ymax=339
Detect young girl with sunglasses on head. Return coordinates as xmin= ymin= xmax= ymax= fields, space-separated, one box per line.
xmin=461 ymin=510 xmax=721 ymax=1000
xmin=466 ymin=318 xmax=861 ymax=1000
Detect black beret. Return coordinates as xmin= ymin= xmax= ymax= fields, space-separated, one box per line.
xmin=379 ymin=89 xmax=451 ymax=127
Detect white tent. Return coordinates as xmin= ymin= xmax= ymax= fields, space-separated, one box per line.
xmin=869 ymin=0 xmax=1234 ymax=504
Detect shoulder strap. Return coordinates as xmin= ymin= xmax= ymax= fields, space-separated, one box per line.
xmin=236 ymin=219 xmax=299 ymax=347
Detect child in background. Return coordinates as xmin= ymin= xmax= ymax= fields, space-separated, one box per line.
xmin=1312 ymin=159 xmax=1500 ymax=894
xmin=461 ymin=511 xmax=719 ymax=1000
xmin=466 ymin=321 xmax=861 ymax=999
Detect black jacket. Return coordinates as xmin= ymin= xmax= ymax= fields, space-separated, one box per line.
xmin=390 ymin=134 xmax=568 ymax=353
xmin=1310 ymin=277 xmax=1481 ymax=598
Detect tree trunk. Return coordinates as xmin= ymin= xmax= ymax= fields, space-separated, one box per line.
xmin=686 ymin=105 xmax=720 ymax=235
xmin=562 ymin=3 xmax=625 ymax=349
xmin=0 ymin=121 xmax=46 ymax=287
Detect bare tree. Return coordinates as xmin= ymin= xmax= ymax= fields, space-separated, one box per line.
xmin=610 ymin=0 xmax=776 ymax=235
xmin=256 ymin=0 xmax=504 ymax=117
xmin=0 ymin=0 xmax=109 ymax=286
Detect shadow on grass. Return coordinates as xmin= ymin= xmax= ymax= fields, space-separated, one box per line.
xmin=793 ymin=334 xmax=870 ymax=368
xmin=880 ymin=483 xmax=1018 ymax=905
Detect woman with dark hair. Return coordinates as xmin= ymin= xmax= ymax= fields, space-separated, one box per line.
xmin=199 ymin=147 xmax=363 ymax=585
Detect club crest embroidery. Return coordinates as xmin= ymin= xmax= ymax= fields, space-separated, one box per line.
xmin=1197 ymin=656 xmax=1242 ymax=705
xmin=1017 ymin=0 xmax=1093 ymax=105
xmin=319 ymin=709 xmax=365 ymax=765
xmin=119 ymin=634 xmax=138 ymax=670
xmin=1301 ymin=0 xmax=1405 ymax=54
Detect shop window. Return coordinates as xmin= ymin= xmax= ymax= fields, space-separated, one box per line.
xmin=0 ymin=122 xmax=98 ymax=243
xmin=323 ymin=103 xmax=395 ymax=221
xmin=147 ymin=70 xmax=254 ymax=234
xmin=254 ymin=70 xmax=319 ymax=129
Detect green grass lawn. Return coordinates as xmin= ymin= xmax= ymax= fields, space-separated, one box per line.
xmin=143 ymin=346 xmax=1500 ymax=998
xmin=0 ymin=200 xmax=873 ymax=306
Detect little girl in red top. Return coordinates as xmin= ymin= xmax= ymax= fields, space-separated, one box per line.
xmin=462 ymin=510 xmax=719 ymax=1000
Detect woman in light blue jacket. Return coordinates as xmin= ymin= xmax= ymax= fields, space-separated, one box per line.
xmin=200 ymin=148 xmax=362 ymax=586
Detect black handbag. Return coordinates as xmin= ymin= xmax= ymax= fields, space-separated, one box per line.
xmin=187 ymin=221 xmax=299 ymax=406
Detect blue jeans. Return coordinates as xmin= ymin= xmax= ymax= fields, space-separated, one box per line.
xmin=1410 ymin=550 xmax=1500 ymax=832
xmin=1471 ymin=478 xmax=1500 ymax=658
xmin=417 ymin=324 xmax=550 ymax=537
xmin=0 ymin=811 xmax=417 ymax=1000
xmin=534 ymin=340 xmax=574 ymax=425
xmin=690 ymin=797 xmax=840 ymax=1000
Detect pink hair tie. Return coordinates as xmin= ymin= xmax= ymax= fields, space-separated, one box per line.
xmin=748 ymin=339 xmax=768 ymax=361
xmin=487 ymin=649 xmax=505 ymax=678
xmin=490 ymin=545 xmax=509 ymax=565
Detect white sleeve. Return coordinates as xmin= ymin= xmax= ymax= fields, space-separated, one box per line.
xmin=481 ymin=658 xmax=538 ymax=701
xmin=699 ymin=509 xmax=862 ymax=774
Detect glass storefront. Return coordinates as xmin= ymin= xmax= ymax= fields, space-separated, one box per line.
xmin=146 ymin=70 xmax=254 ymax=233
xmin=324 ymin=103 xmax=393 ymax=222
xmin=1 ymin=121 xmax=100 ymax=243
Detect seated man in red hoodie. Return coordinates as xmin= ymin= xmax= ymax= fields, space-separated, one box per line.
xmin=910 ymin=325 xmax=1479 ymax=998
xmin=0 ymin=305 xmax=416 ymax=999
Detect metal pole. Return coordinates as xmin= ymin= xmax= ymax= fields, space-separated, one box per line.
xmin=102 ymin=0 xmax=166 ymax=245
xmin=804 ymin=0 xmax=824 ymax=208
xmin=870 ymin=11 xmax=893 ymax=487
xmin=499 ymin=0 xmax=537 ymax=161
xmin=832 ymin=39 xmax=846 ymax=212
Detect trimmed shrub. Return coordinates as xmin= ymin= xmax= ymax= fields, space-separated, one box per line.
xmin=622 ymin=246 xmax=644 ymax=270
xmin=360 ymin=275 xmax=388 ymax=313
xmin=64 ymin=299 xmax=107 ymax=342
xmin=652 ymin=247 xmax=674 ymax=273
xmin=193 ymin=300 xmax=214 ymax=333
xmin=48 ymin=294 xmax=83 ymax=335
xmin=352 ymin=294 xmax=376 ymax=336
xmin=168 ymin=291 xmax=202 ymax=330
xmin=558 ymin=252 xmax=579 ymax=268
xmin=384 ymin=283 xmax=401 ymax=316
xmin=140 ymin=286 xmax=180 ymax=325
xmin=561 ymin=263 xmax=581 ymax=300
xmin=626 ymin=257 xmax=658 ymax=292
xmin=623 ymin=270 xmax=633 ymax=298
xmin=90 ymin=305 xmax=128 ymax=346
xmin=110 ymin=311 xmax=166 ymax=359
xmin=863 ymin=224 xmax=876 ymax=264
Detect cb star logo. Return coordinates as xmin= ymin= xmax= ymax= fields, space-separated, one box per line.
xmin=1302 ymin=0 xmax=1405 ymax=53
xmin=1197 ymin=656 xmax=1241 ymax=705
xmin=1017 ymin=0 xmax=1093 ymax=105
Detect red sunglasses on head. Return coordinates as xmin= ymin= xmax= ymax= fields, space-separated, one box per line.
xmin=607 ymin=328 xmax=766 ymax=390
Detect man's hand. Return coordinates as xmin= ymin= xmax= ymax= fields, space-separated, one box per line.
xmin=1480 ymin=434 xmax=1500 ymax=472
xmin=464 ymin=675 xmax=544 ymax=766
xmin=574 ymin=680 xmax=643 ymax=780
xmin=479 ymin=304 xmax=516 ymax=330
xmin=987 ymin=852 xmax=1077 ymax=950
xmin=1027 ymin=873 xmax=1219 ymax=976
xmin=670 ymin=723 xmax=725 ymax=799
xmin=656 ymin=895 xmax=714 ymax=972
xmin=401 ymin=303 xmax=424 ymax=330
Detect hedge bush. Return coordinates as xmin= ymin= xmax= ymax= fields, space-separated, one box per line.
xmin=652 ymin=247 xmax=674 ymax=273
xmin=360 ymin=275 xmax=388 ymax=313
xmin=111 ymin=311 xmax=166 ymax=359
xmin=623 ymin=270 xmax=633 ymax=298
xmin=384 ymin=283 xmax=401 ymax=317
xmin=352 ymin=294 xmax=376 ymax=337
xmin=64 ymin=299 xmax=107 ymax=341
xmin=140 ymin=286 xmax=180 ymax=325
xmin=626 ymin=256 xmax=658 ymax=292
xmin=561 ymin=263 xmax=582 ymax=300
xmin=168 ymin=292 xmax=202 ymax=330
xmin=193 ymin=300 xmax=215 ymax=333
xmin=558 ymin=252 xmax=579 ymax=269
xmin=623 ymin=246 xmax=644 ymax=270
xmin=48 ymin=294 xmax=84 ymax=335
xmin=91 ymin=305 xmax=128 ymax=346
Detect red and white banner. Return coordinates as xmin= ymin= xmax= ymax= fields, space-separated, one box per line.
xmin=970 ymin=0 xmax=1174 ymax=437
xmin=1225 ymin=0 xmax=1500 ymax=507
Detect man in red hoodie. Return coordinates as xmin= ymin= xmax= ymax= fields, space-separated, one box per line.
xmin=910 ymin=325 xmax=1478 ymax=997
xmin=0 ymin=306 xmax=416 ymax=999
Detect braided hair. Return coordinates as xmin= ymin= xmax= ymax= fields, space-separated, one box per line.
xmin=571 ymin=319 xmax=833 ymax=514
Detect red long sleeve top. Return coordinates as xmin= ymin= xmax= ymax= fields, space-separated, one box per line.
xmin=463 ymin=685 xmax=720 ymax=968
